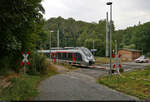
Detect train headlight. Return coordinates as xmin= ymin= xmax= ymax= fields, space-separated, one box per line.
xmin=87 ymin=56 xmax=90 ymax=60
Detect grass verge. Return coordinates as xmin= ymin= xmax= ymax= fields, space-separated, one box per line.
xmin=55 ymin=62 xmax=77 ymax=70
xmin=95 ymin=57 xmax=114 ymax=64
xmin=0 ymin=65 xmax=58 ymax=101
xmin=98 ymin=65 xmax=150 ymax=100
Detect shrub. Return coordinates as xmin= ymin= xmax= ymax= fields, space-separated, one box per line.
xmin=0 ymin=56 xmax=14 ymax=76
xmin=27 ymin=52 xmax=49 ymax=75
xmin=0 ymin=75 xmax=39 ymax=100
xmin=146 ymin=52 xmax=150 ymax=58
xmin=119 ymin=68 xmax=124 ymax=73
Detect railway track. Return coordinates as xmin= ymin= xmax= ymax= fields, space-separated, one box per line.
xmin=71 ymin=64 xmax=108 ymax=70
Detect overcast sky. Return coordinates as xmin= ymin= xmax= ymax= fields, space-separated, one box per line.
xmin=41 ymin=0 xmax=150 ymax=30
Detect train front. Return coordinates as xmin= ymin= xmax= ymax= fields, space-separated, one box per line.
xmin=81 ymin=47 xmax=95 ymax=65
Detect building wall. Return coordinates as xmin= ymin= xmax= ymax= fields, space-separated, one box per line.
xmin=118 ymin=50 xmax=141 ymax=61
xmin=132 ymin=52 xmax=141 ymax=59
xmin=118 ymin=50 xmax=132 ymax=61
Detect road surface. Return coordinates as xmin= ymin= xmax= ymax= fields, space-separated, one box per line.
xmin=35 ymin=64 xmax=139 ymax=100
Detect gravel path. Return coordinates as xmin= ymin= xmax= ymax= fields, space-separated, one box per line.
xmin=35 ymin=64 xmax=139 ymax=100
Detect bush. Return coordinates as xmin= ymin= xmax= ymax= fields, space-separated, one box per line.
xmin=0 ymin=75 xmax=40 ymax=100
xmin=146 ymin=52 xmax=150 ymax=58
xmin=0 ymin=56 xmax=14 ymax=76
xmin=119 ymin=68 xmax=124 ymax=73
xmin=27 ymin=52 xmax=49 ymax=75
xmin=0 ymin=51 xmax=23 ymax=75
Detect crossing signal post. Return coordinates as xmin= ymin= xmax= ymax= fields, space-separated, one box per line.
xmin=112 ymin=54 xmax=122 ymax=75
xmin=20 ymin=51 xmax=30 ymax=74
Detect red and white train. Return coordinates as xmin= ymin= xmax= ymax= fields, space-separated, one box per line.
xmin=38 ymin=47 xmax=95 ymax=66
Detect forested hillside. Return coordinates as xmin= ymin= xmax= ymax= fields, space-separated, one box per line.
xmin=116 ymin=22 xmax=150 ymax=55
xmin=43 ymin=16 xmax=150 ymax=57
xmin=43 ymin=16 xmax=115 ymax=56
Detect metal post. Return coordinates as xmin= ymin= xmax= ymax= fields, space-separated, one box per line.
xmin=57 ymin=29 xmax=59 ymax=48
xmin=57 ymin=29 xmax=59 ymax=63
xmin=24 ymin=62 xmax=26 ymax=74
xmin=110 ymin=3 xmax=112 ymax=76
xmin=50 ymin=31 xmax=53 ymax=62
xmin=50 ymin=31 xmax=51 ymax=60
xmin=106 ymin=12 xmax=109 ymax=57
xmin=115 ymin=40 xmax=117 ymax=55
xmin=106 ymin=2 xmax=113 ymax=77
xmin=93 ymin=40 xmax=94 ymax=55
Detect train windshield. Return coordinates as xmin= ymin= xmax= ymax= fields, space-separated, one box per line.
xmin=81 ymin=48 xmax=92 ymax=57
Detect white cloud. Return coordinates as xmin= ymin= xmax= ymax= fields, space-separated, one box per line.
xmin=42 ymin=0 xmax=150 ymax=30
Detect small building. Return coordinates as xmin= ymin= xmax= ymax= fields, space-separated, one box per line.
xmin=118 ymin=48 xmax=142 ymax=61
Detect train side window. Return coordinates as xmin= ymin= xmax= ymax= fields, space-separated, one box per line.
xmin=62 ymin=53 xmax=65 ymax=60
xmin=61 ymin=53 xmax=64 ymax=60
xmin=74 ymin=53 xmax=82 ymax=61
xmin=68 ymin=53 xmax=72 ymax=61
xmin=60 ymin=53 xmax=63 ymax=59
xmin=64 ymin=53 xmax=67 ymax=60
xmin=56 ymin=53 xmax=58 ymax=59
xmin=59 ymin=53 xmax=61 ymax=59
xmin=74 ymin=53 xmax=78 ymax=61
xmin=58 ymin=53 xmax=61 ymax=59
xmin=66 ymin=53 xmax=68 ymax=60
xmin=77 ymin=53 xmax=82 ymax=61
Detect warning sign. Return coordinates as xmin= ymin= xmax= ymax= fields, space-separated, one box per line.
xmin=20 ymin=52 xmax=30 ymax=66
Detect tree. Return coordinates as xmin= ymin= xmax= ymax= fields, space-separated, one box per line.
xmin=44 ymin=17 xmax=115 ymax=56
xmin=0 ymin=0 xmax=45 ymax=71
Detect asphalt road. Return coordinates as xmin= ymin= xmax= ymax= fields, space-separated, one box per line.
xmin=35 ymin=64 xmax=139 ymax=100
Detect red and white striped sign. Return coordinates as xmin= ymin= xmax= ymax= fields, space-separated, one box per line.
xmin=20 ymin=52 xmax=30 ymax=66
xmin=112 ymin=54 xmax=122 ymax=69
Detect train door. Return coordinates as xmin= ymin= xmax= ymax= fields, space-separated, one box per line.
xmin=52 ymin=53 xmax=56 ymax=63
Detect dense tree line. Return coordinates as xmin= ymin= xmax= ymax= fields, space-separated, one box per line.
xmin=0 ymin=0 xmax=46 ymax=73
xmin=115 ymin=22 xmax=150 ymax=56
xmin=44 ymin=16 xmax=150 ymax=57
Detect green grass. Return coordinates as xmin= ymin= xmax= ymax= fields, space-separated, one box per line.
xmin=95 ymin=57 xmax=115 ymax=64
xmin=0 ymin=67 xmax=58 ymax=100
xmin=55 ymin=62 xmax=77 ymax=70
xmin=98 ymin=65 xmax=150 ymax=100
xmin=63 ymin=64 xmax=77 ymax=70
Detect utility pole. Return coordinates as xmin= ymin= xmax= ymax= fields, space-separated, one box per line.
xmin=57 ymin=28 xmax=59 ymax=48
xmin=106 ymin=1 xmax=113 ymax=77
xmin=93 ymin=40 xmax=95 ymax=55
xmin=115 ymin=40 xmax=117 ymax=55
xmin=50 ymin=30 xmax=54 ymax=61
xmin=106 ymin=12 xmax=109 ymax=57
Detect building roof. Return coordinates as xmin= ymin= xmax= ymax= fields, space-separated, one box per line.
xmin=119 ymin=48 xmax=142 ymax=52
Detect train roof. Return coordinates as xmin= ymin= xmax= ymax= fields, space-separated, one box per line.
xmin=37 ymin=47 xmax=86 ymax=53
xmin=50 ymin=47 xmax=85 ymax=50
